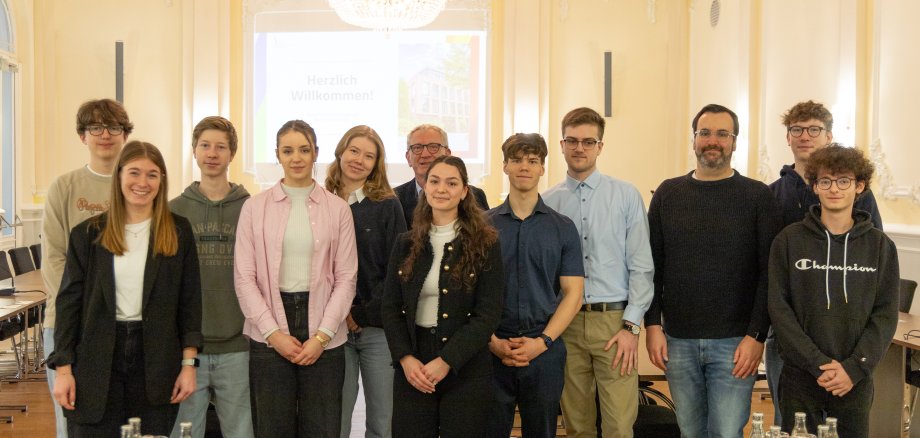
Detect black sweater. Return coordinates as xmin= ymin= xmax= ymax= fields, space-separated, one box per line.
xmin=349 ymin=195 xmax=407 ymax=328
xmin=768 ymin=206 xmax=899 ymax=383
xmin=645 ymin=171 xmax=782 ymax=340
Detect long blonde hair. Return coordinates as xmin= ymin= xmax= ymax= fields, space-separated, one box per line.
xmin=325 ymin=125 xmax=395 ymax=202
xmin=97 ymin=141 xmax=177 ymax=256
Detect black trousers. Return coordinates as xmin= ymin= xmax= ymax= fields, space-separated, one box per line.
xmin=249 ymin=292 xmax=345 ymax=438
xmin=392 ymin=325 xmax=493 ymax=438
xmin=69 ymin=321 xmax=178 ymax=437
xmin=779 ymin=364 xmax=873 ymax=438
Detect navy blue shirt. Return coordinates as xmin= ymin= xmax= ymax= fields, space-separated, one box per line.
xmin=487 ymin=195 xmax=584 ymax=338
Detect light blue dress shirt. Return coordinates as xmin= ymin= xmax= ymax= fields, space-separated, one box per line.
xmin=543 ymin=170 xmax=654 ymax=325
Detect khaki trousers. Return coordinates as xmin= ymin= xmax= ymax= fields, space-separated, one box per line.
xmin=560 ymin=310 xmax=638 ymax=438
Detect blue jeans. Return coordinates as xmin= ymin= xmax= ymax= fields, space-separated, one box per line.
xmin=486 ymin=336 xmax=567 ymax=438
xmin=764 ymin=334 xmax=783 ymax=427
xmin=664 ymin=336 xmax=755 ymax=438
xmin=340 ymin=327 xmax=394 ymax=438
xmin=170 ymin=351 xmax=254 ymax=438
xmin=43 ymin=328 xmax=68 ymax=438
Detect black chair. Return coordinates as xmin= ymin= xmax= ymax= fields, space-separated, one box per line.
xmin=634 ymin=381 xmax=680 ymax=438
xmin=8 ymin=247 xmax=34 ymax=276
xmin=0 ymin=314 xmax=28 ymax=420
xmin=903 ymin=279 xmax=919 ymax=314
xmin=0 ymin=251 xmax=12 ymax=281
xmin=28 ymin=244 xmax=40 ymax=270
xmin=901 ymin=279 xmax=920 ymax=433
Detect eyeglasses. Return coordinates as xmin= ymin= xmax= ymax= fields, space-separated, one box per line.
xmin=905 ymin=329 xmax=920 ymax=341
xmin=86 ymin=124 xmax=125 ymax=136
xmin=788 ymin=126 xmax=826 ymax=138
xmin=408 ymin=143 xmax=445 ymax=155
xmin=694 ymin=129 xmax=736 ymax=141
xmin=815 ymin=177 xmax=853 ymax=191
xmin=562 ymin=138 xmax=601 ymax=150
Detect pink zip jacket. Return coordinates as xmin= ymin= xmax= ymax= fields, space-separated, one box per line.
xmin=234 ymin=180 xmax=357 ymax=349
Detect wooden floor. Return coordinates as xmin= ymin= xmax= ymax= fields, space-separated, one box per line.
xmin=0 ymin=372 xmax=778 ymax=438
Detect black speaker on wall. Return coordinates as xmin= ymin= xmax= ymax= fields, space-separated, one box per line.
xmin=116 ymin=40 xmax=124 ymax=103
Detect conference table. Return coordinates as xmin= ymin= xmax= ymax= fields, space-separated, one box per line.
xmin=870 ymin=311 xmax=920 ymax=437
xmin=0 ymin=269 xmax=46 ymax=379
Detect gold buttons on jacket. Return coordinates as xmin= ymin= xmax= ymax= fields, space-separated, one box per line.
xmin=469 ymin=273 xmax=475 ymax=278
xmin=441 ymin=337 xmax=448 ymax=342
xmin=442 ymin=313 xmax=448 ymax=319
xmin=447 ymin=245 xmax=454 ymax=251
xmin=443 ymin=265 xmax=450 ymax=271
xmin=398 ymin=270 xmax=403 ymax=275
xmin=442 ymin=288 xmax=448 ymax=295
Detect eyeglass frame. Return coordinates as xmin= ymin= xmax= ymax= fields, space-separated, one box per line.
xmin=787 ymin=125 xmax=826 ymax=138
xmin=561 ymin=137 xmax=602 ymax=150
xmin=85 ymin=124 xmax=126 ymax=136
xmin=407 ymin=143 xmax=447 ymax=155
xmin=814 ymin=176 xmax=854 ymax=191
xmin=904 ymin=329 xmax=920 ymax=341
xmin=693 ymin=129 xmax=736 ymax=141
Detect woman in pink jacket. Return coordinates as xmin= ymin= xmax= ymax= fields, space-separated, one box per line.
xmin=234 ymin=119 xmax=358 ymax=438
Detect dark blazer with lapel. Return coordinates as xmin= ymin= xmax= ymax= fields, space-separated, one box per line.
xmin=381 ymin=233 xmax=503 ymax=376
xmin=394 ymin=179 xmax=490 ymax=229
xmin=49 ymin=213 xmax=202 ymax=424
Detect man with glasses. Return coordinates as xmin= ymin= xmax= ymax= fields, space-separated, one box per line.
xmin=41 ymin=98 xmax=133 ymax=438
xmin=544 ymin=107 xmax=654 ymax=437
xmin=765 ymin=100 xmax=883 ymax=427
xmin=644 ymin=104 xmax=781 ymax=437
xmin=768 ymin=145 xmax=898 ymax=437
xmin=394 ymin=124 xmax=489 ymax=228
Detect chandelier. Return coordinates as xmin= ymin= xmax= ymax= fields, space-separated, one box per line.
xmin=328 ymin=0 xmax=447 ymax=32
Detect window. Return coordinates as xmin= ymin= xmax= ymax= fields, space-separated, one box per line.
xmin=0 ymin=0 xmax=15 ymax=236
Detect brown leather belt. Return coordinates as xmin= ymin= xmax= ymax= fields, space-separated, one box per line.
xmin=580 ymin=301 xmax=627 ymax=312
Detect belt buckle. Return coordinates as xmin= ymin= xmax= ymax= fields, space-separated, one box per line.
xmin=585 ymin=303 xmax=592 ymax=312
xmin=601 ymin=302 xmax=607 ymax=312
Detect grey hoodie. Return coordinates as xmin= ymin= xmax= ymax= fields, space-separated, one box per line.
xmin=768 ymin=205 xmax=899 ymax=384
xmin=170 ymin=182 xmax=251 ymax=354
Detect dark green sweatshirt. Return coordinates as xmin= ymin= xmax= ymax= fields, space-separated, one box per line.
xmin=170 ymin=182 xmax=251 ymax=354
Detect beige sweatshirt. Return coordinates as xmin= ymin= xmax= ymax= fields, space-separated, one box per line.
xmin=41 ymin=166 xmax=112 ymax=329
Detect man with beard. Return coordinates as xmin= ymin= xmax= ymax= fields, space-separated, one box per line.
xmin=644 ymin=104 xmax=782 ymax=437
xmin=394 ymin=124 xmax=489 ymax=228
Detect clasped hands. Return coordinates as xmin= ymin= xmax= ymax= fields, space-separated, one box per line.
xmin=489 ymin=335 xmax=547 ymax=367
xmin=400 ymin=355 xmax=451 ymax=394
xmin=268 ymin=331 xmax=325 ymax=366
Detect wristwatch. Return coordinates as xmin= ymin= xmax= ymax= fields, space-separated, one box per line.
xmin=315 ymin=334 xmax=331 ymax=348
xmin=181 ymin=358 xmax=200 ymax=368
xmin=623 ymin=322 xmax=640 ymax=335
xmin=539 ymin=334 xmax=554 ymax=348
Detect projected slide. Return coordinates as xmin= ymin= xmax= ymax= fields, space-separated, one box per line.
xmin=251 ymin=30 xmax=487 ymax=166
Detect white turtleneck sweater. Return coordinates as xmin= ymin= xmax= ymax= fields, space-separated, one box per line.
xmin=416 ymin=220 xmax=458 ymax=327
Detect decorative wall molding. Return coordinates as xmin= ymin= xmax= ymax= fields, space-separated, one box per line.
xmin=756 ymin=144 xmax=772 ymax=183
xmin=868 ymin=137 xmax=920 ymax=205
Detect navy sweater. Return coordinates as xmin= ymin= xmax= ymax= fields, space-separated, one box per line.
xmin=770 ymin=164 xmax=883 ymax=229
xmin=645 ymin=171 xmax=782 ymax=340
xmin=349 ymin=195 xmax=407 ymax=328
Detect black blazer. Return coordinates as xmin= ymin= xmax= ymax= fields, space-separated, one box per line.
xmin=381 ymin=234 xmax=503 ymax=376
xmin=48 ymin=213 xmax=202 ymax=423
xmin=394 ymin=179 xmax=490 ymax=229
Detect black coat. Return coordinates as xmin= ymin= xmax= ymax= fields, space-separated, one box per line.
xmin=394 ymin=179 xmax=490 ymax=229
xmin=48 ymin=213 xmax=202 ymax=423
xmin=381 ymin=233 xmax=503 ymax=376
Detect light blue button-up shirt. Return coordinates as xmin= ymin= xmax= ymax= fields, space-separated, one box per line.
xmin=543 ymin=170 xmax=654 ymax=325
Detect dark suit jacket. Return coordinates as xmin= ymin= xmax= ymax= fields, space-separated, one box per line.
xmin=394 ymin=179 xmax=490 ymax=229
xmin=48 ymin=213 xmax=202 ymax=423
xmin=381 ymin=234 xmax=503 ymax=376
